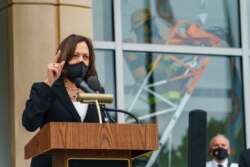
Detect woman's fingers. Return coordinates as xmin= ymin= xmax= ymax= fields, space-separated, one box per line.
xmin=52 ymin=50 xmax=61 ymax=63
xmin=60 ymin=61 xmax=65 ymax=69
xmin=44 ymin=51 xmax=64 ymax=86
xmin=48 ymin=64 xmax=60 ymax=77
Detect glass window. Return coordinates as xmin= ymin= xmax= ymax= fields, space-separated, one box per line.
xmin=123 ymin=51 xmax=244 ymax=166
xmin=93 ymin=0 xmax=114 ymax=41
xmin=95 ymin=50 xmax=116 ymax=109
xmin=122 ymin=0 xmax=240 ymax=48
xmin=249 ymin=0 xmax=250 ymax=47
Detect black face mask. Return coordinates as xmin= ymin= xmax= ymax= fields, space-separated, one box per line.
xmin=67 ymin=62 xmax=88 ymax=82
xmin=212 ymin=147 xmax=228 ymax=161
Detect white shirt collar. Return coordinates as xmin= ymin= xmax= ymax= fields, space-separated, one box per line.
xmin=212 ymin=158 xmax=229 ymax=167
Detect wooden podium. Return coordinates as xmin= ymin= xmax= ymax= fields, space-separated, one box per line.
xmin=24 ymin=122 xmax=158 ymax=167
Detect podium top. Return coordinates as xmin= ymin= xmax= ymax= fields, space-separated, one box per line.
xmin=25 ymin=122 xmax=159 ymax=159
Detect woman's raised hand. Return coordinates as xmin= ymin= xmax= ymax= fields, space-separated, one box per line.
xmin=44 ymin=50 xmax=65 ymax=86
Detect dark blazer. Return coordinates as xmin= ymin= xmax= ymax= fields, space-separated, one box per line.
xmin=239 ymin=149 xmax=250 ymax=167
xmin=22 ymin=78 xmax=99 ymax=167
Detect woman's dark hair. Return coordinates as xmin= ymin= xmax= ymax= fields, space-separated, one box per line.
xmin=56 ymin=34 xmax=97 ymax=80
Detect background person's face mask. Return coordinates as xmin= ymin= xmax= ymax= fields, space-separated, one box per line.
xmin=212 ymin=147 xmax=228 ymax=160
xmin=67 ymin=62 xmax=88 ymax=82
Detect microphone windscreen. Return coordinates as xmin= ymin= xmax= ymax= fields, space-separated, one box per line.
xmin=87 ymin=76 xmax=102 ymax=92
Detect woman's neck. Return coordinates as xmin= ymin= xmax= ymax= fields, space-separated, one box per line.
xmin=64 ymin=78 xmax=83 ymax=102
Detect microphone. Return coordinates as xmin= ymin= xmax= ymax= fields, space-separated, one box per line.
xmin=86 ymin=76 xmax=139 ymax=123
xmin=75 ymin=77 xmax=113 ymax=104
xmin=75 ymin=78 xmax=95 ymax=93
xmin=75 ymin=77 xmax=139 ymax=124
xmin=87 ymin=76 xmax=104 ymax=93
xmin=75 ymin=76 xmax=112 ymax=123
xmin=87 ymin=76 xmax=110 ymax=123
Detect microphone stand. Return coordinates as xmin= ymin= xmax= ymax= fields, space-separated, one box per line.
xmin=94 ymin=100 xmax=102 ymax=123
xmin=77 ymin=93 xmax=114 ymax=124
xmin=76 ymin=93 xmax=138 ymax=124
xmin=100 ymin=105 xmax=111 ymax=123
xmin=81 ymin=99 xmax=103 ymax=124
xmin=102 ymin=107 xmax=140 ymax=124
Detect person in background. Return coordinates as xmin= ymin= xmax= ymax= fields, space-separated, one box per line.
xmin=239 ymin=148 xmax=250 ymax=167
xmin=22 ymin=34 xmax=101 ymax=167
xmin=206 ymin=134 xmax=238 ymax=167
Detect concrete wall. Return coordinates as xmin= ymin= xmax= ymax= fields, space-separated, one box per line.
xmin=0 ymin=0 xmax=92 ymax=166
xmin=0 ymin=1 xmax=11 ymax=167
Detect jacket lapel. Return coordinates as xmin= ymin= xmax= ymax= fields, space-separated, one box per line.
xmin=52 ymin=78 xmax=81 ymax=122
